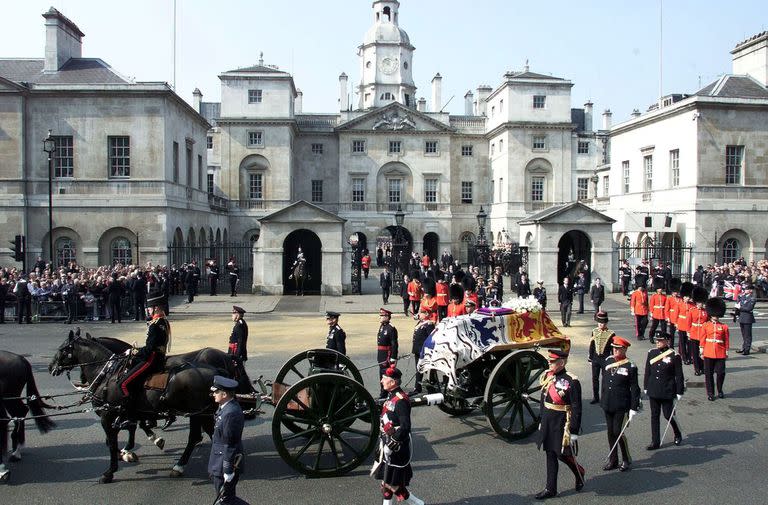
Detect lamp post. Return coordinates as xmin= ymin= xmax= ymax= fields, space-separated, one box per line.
xmin=349 ymin=232 xmax=361 ymax=295
xmin=392 ymin=205 xmax=406 ymax=294
xmin=475 ymin=206 xmax=489 ymax=278
xmin=42 ymin=130 xmax=56 ymax=266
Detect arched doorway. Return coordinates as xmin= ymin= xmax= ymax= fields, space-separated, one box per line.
xmin=557 ymin=230 xmax=591 ymax=284
xmin=423 ymin=232 xmax=439 ymax=262
xmin=354 ymin=232 xmax=368 ymax=254
xmin=283 ymin=229 xmax=322 ymax=294
xmin=459 ymin=232 xmax=475 ymax=266
xmin=383 ymin=225 xmax=413 ymax=275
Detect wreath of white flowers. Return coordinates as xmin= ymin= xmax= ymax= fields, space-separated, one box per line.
xmin=501 ymin=295 xmax=543 ymax=314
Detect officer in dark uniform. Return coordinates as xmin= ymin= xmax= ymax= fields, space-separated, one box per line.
xmin=209 ymin=259 xmax=220 ymax=296
xmin=643 ymin=332 xmax=684 ymax=450
xmin=227 ymin=258 xmax=239 ymax=297
xmin=735 ymin=284 xmax=756 ymax=355
xmin=535 ymin=349 xmax=584 ymax=500
xmin=619 ymin=261 xmax=632 ymax=297
xmin=588 ymin=311 xmax=615 ymax=404
xmin=410 ymin=308 xmax=435 ymax=395
xmin=325 ymin=311 xmax=346 ymax=355
xmin=208 ymin=375 xmax=245 ymax=505
xmin=377 ymin=308 xmax=399 ymax=399
xmin=186 ymin=260 xmax=200 ymax=303
xmin=600 ymin=336 xmax=640 ymax=472
xmin=228 ymin=306 xmax=248 ymax=365
xmin=14 ymin=274 xmax=32 ymax=324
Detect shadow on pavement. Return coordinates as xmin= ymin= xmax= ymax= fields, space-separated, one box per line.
xmin=721 ymin=386 xmax=768 ymax=398
xmin=587 ymin=468 xmax=687 ymax=496
xmin=436 ymin=493 xmax=528 ymax=504
xmin=683 ymin=429 xmax=758 ymax=448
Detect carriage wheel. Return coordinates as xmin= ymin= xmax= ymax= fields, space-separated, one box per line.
xmin=437 ymin=396 xmax=476 ymax=416
xmin=272 ymin=373 xmax=379 ymax=477
xmin=483 ymin=350 xmax=547 ymax=440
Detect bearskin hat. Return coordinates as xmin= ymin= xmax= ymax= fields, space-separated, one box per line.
xmin=669 ymin=278 xmax=682 ymax=293
xmin=410 ymin=269 xmax=422 ymax=281
xmin=462 ymin=274 xmax=476 ymax=292
xmin=679 ymin=281 xmax=694 ymax=298
xmin=453 ymin=270 xmax=466 ymax=283
xmin=449 ymin=283 xmax=465 ymax=301
xmin=653 ymin=277 xmax=665 ymax=291
xmin=705 ymin=297 xmax=727 ymax=318
xmin=692 ymin=286 xmax=709 ymax=304
xmin=423 ymin=278 xmax=437 ymax=297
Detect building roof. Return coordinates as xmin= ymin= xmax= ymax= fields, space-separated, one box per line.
xmin=224 ymin=64 xmax=289 ymax=74
xmin=694 ymin=74 xmax=768 ymax=99
xmin=518 ymin=201 xmax=616 ymax=225
xmin=200 ymin=102 xmax=221 ymax=126
xmin=0 ymin=57 xmax=129 ymax=85
xmin=504 ymin=70 xmax=567 ymax=81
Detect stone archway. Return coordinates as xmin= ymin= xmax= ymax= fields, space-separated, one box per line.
xmin=383 ymin=225 xmax=413 ymax=275
xmin=423 ymin=232 xmax=439 ymax=262
xmin=557 ymin=230 xmax=592 ymax=284
xmin=283 ymin=229 xmax=322 ymax=295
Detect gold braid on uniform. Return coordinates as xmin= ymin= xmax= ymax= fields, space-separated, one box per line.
xmin=540 ymin=373 xmax=574 ymax=451
xmin=591 ymin=328 xmax=614 ymax=355
xmin=149 ymin=317 xmax=171 ymax=353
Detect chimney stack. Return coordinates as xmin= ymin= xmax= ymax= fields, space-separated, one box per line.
xmin=417 ymin=97 xmax=427 ymax=112
xmin=584 ymin=101 xmax=594 ymax=132
xmin=464 ymin=90 xmax=474 ymax=115
xmin=339 ymin=73 xmax=349 ymax=111
xmin=431 ymin=73 xmax=442 ymax=112
xmin=43 ymin=8 xmax=84 ymax=73
xmin=731 ymin=31 xmax=768 ymax=86
xmin=475 ymin=85 xmax=492 ymax=116
xmin=192 ymin=88 xmax=202 ymax=112
xmin=602 ymin=109 xmax=613 ymax=130
xmin=630 ymin=108 xmax=641 ymax=119
xmin=295 ymin=89 xmax=303 ymax=114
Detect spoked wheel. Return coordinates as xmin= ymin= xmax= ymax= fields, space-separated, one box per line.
xmin=272 ymin=373 xmax=379 ymax=477
xmin=275 ymin=349 xmax=363 ymax=386
xmin=483 ymin=350 xmax=547 ymax=440
xmin=425 ymin=371 xmax=476 ymax=416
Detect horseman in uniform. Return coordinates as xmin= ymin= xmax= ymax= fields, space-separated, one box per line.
xmin=228 ymin=306 xmax=248 ymax=365
xmin=114 ymin=292 xmax=170 ymax=428
xmin=290 ymin=247 xmax=307 ymax=296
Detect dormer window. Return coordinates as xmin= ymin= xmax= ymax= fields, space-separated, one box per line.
xmin=381 ymin=92 xmax=394 ymax=100
xmin=248 ymin=89 xmax=262 ymax=104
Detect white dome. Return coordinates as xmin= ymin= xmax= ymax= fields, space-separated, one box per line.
xmin=364 ymin=23 xmax=410 ymax=45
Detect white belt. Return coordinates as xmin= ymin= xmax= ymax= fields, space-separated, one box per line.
xmin=705 ymin=339 xmax=724 ymax=344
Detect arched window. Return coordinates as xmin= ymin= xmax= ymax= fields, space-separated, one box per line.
xmin=620 ymin=236 xmax=631 ymax=261
xmin=55 ymin=237 xmax=76 ymax=267
xmin=460 ymin=232 xmax=475 ymax=265
xmin=722 ymin=238 xmax=740 ymax=264
xmin=111 ymin=237 xmax=132 ymax=266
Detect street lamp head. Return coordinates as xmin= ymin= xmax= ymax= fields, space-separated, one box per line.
xmin=476 ymin=206 xmax=487 ymax=229
xmin=42 ymin=129 xmax=55 ymax=154
xmin=394 ymin=205 xmax=405 ymax=227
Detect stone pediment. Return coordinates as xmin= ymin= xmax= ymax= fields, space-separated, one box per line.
xmin=258 ymin=200 xmax=346 ymax=224
xmin=336 ymin=103 xmax=454 ymax=133
xmin=518 ymin=202 xmax=616 ymax=225
xmin=0 ymin=76 xmax=27 ymax=92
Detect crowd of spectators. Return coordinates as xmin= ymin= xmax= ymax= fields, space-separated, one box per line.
xmin=693 ymin=258 xmax=768 ymax=299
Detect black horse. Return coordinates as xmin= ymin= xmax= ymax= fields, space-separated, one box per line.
xmin=0 ymin=350 xmax=56 ymax=484
xmin=48 ymin=331 xmax=248 ymax=484
xmin=290 ymin=257 xmax=308 ymax=296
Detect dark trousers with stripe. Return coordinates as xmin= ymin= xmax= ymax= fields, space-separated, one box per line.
xmin=740 ymin=323 xmax=753 ymax=352
xmin=634 ymin=315 xmax=648 ymax=339
xmin=119 ymin=353 xmax=156 ymax=397
xmin=648 ymin=318 xmax=667 ymax=340
xmin=604 ymin=410 xmax=631 ymax=466
xmin=704 ymin=358 xmax=726 ymax=397
xmin=689 ymin=339 xmax=703 ymax=373
xmin=213 ymin=472 xmax=240 ymax=504
xmin=678 ymin=331 xmax=689 ymax=360
xmin=545 ymin=449 xmax=583 ymax=494
xmin=649 ymin=397 xmax=681 ymax=446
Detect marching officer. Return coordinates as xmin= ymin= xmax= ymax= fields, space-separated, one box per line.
xmin=535 ymin=349 xmax=584 ymax=500
xmin=643 ymin=331 xmax=684 ymax=450
xmin=676 ymin=282 xmax=695 ymax=362
xmin=600 ymin=336 xmax=640 ymax=472
xmin=325 ymin=311 xmax=347 ymax=355
xmin=410 ymin=308 xmax=435 ymax=395
xmin=688 ymin=287 xmax=710 ymax=374
xmin=208 ymin=375 xmax=245 ymax=505
xmin=209 ymin=259 xmax=220 ymax=296
xmin=228 ymin=306 xmax=248 ymax=365
xmin=648 ymin=279 xmax=667 ymax=343
xmin=435 ymin=277 xmax=449 ymax=321
xmin=702 ymin=297 xmax=729 ymax=401
xmin=619 ymin=261 xmax=632 ymax=297
xmin=629 ymin=284 xmax=649 ymax=340
xmin=377 ymin=308 xmax=399 ymax=398
xmin=664 ymin=278 xmax=682 ymax=349
xmin=588 ymin=311 xmax=615 ymax=404
xmin=735 ymin=284 xmax=756 ymax=355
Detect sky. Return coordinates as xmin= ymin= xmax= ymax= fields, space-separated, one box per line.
xmin=2 ymin=0 xmax=766 ymax=122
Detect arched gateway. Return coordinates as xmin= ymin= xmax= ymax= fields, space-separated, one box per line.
xmin=283 ymin=230 xmax=322 ymax=295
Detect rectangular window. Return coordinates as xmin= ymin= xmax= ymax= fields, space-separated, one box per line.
xmin=499 ymin=99 xmax=504 ymax=113
xmin=352 ymin=177 xmax=365 ymax=208
xmin=491 ymin=143 xmax=495 ymax=156
xmin=207 ymin=173 xmax=214 ymax=195
xmin=311 ymin=143 xmax=324 ymax=155
xmin=108 ymin=136 xmax=130 ymax=178
xmin=425 ymin=140 xmax=438 ymax=154
xmin=491 ymin=179 xmax=495 ymax=203
xmin=644 ymin=155 xmax=653 ymax=192
xmin=248 ymin=172 xmax=263 ymax=200
xmin=352 ymin=140 xmax=366 ymax=153
xmin=389 ymin=140 xmax=401 ymax=154
xmin=577 ymin=177 xmax=589 ymax=200
xmin=186 ymin=145 xmax=193 ymax=187
xmin=622 ymin=160 xmax=630 ymax=194
xmin=247 ymin=131 xmax=263 ymax=147
xmin=388 ymin=178 xmax=402 ymax=210
xmin=670 ymin=149 xmax=680 ymax=187
xmin=424 ymin=178 xmax=437 ymax=209
xmin=602 ymin=175 xmax=609 ymax=196
xmin=52 ymin=135 xmax=74 ymax=178
xmin=533 ymin=135 xmax=546 ymax=150
xmin=461 ymin=145 xmax=473 ymax=157
xmin=499 ymin=139 xmax=504 ymax=152
xmin=172 ymin=141 xmax=179 ymax=182
xmin=725 ymin=145 xmax=744 ymax=185
xmin=533 ymin=95 xmax=546 ymax=109
xmin=248 ymin=89 xmax=262 ymax=103
xmin=311 ymin=180 xmax=323 ymax=203
xmin=499 ymin=177 xmax=504 ymax=201
xmin=531 ymin=176 xmax=544 ymax=201
xmin=461 ymin=181 xmax=473 ymax=204
xmin=206 ymin=136 xmax=213 ymax=149
xmin=578 ymin=141 xmax=589 ymax=154
xmin=198 ymin=155 xmax=203 ymax=190
xmin=491 ymin=106 xmax=495 ymax=117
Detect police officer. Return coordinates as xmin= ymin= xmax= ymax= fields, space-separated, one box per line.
xmin=208 ymin=375 xmax=245 ymax=505
xmin=209 ymin=259 xmax=220 ymax=296
xmin=325 ymin=311 xmax=346 ymax=355
xmin=588 ymin=311 xmax=615 ymax=404
xmin=377 ymin=308 xmax=399 ymax=399
xmin=228 ymin=306 xmax=248 ymax=365
xmin=14 ymin=274 xmax=32 ymax=324
xmin=535 ymin=349 xmax=584 ymax=500
xmin=410 ymin=308 xmax=435 ymax=395
xmin=643 ymin=332 xmax=684 ymax=450
xmin=735 ymin=284 xmax=755 ymax=355
xmin=600 ymin=337 xmax=640 ymax=472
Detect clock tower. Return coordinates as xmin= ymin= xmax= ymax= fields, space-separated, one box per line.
xmin=357 ymin=0 xmax=416 ymax=110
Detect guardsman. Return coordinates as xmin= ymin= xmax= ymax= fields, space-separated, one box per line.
xmin=701 ymin=297 xmax=729 ymax=401
xmin=676 ymin=282 xmax=694 ymax=361
xmin=687 ymin=287 xmax=709 ymax=374
xmin=629 ymin=284 xmax=649 ymax=340
xmin=228 ymin=306 xmax=248 ymax=365
xmin=643 ymin=331 xmax=684 ymax=450
xmin=207 ymin=375 xmax=245 ymax=505
xmin=634 ymin=259 xmax=649 ymax=289
xmin=374 ymin=365 xmax=424 ymax=505
xmin=664 ymin=278 xmax=682 ymax=348
xmin=535 ymin=349 xmax=584 ymax=500
xmin=446 ymin=284 xmax=466 ymax=318
xmin=410 ymin=308 xmax=436 ymax=395
xmin=407 ymin=277 xmax=423 ymax=317
xmin=325 ymin=311 xmax=346 ymax=355
xmin=735 ymin=284 xmax=756 ymax=355
xmin=419 ymin=279 xmax=439 ymax=323
xmin=600 ymin=337 xmax=640 ymax=472
xmin=648 ymin=279 xmax=668 ymax=343
xmin=361 ymin=251 xmax=372 ymax=279
xmin=435 ymin=277 xmax=449 ymax=321
xmin=588 ymin=311 xmax=615 ymax=404
xmin=377 ymin=308 xmax=399 ymax=398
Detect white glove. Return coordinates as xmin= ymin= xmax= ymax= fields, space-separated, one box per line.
xmin=643 ymin=390 xmax=647 ymax=395
xmin=569 ymin=434 xmax=579 ymax=443
xmin=629 ymin=409 xmax=638 ymax=421
xmin=223 ymin=472 xmax=234 ymax=483
xmin=676 ymin=394 xmax=683 ymax=401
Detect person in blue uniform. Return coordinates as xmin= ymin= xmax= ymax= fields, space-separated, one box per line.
xmin=377 ymin=308 xmax=399 ymax=398
xmin=643 ymin=332 xmax=684 ymax=450
xmin=325 ymin=311 xmax=347 ymax=355
xmin=228 ymin=306 xmax=248 ymax=365
xmin=535 ymin=349 xmax=584 ymax=500
xmin=208 ymin=375 xmax=245 ymax=505
xmin=735 ymin=284 xmax=756 ymax=355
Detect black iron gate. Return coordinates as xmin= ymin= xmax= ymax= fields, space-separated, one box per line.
xmin=615 ymin=242 xmax=694 ymax=282
xmin=490 ymin=245 xmax=529 ymax=277
xmin=167 ymin=241 xmax=253 ymax=294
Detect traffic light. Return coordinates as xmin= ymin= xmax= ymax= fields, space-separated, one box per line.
xmin=9 ymin=234 xmax=24 ymax=261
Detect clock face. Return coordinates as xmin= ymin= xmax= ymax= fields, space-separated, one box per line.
xmin=379 ymin=57 xmax=398 ymax=75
